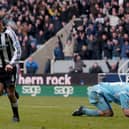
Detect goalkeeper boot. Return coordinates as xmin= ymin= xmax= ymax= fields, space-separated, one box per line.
xmin=72 ymin=106 xmax=84 ymax=116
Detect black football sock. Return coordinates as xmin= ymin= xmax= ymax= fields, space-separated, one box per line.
xmin=11 ymin=101 xmax=20 ymax=119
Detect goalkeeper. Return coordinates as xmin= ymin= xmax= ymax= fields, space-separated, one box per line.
xmin=72 ymin=82 xmax=129 ymax=117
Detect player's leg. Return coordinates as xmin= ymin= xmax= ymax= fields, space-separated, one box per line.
xmin=81 ymin=92 xmax=113 ymax=116
xmin=6 ymin=86 xmax=20 ymax=122
xmin=5 ymin=66 xmax=20 ymax=122
xmin=0 ymin=68 xmax=6 ymax=95
xmin=0 ymin=82 xmax=4 ymax=95
xmin=72 ymin=91 xmax=113 ymax=116
xmin=15 ymin=90 xmax=19 ymax=99
xmin=119 ymin=93 xmax=129 ymax=117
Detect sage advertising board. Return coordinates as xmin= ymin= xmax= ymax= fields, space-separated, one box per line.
xmin=16 ymin=85 xmax=88 ymax=97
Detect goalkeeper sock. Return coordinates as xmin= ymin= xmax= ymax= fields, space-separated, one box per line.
xmin=82 ymin=107 xmax=100 ymax=116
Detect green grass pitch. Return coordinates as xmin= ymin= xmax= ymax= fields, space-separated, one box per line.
xmin=0 ymin=96 xmax=129 ymax=129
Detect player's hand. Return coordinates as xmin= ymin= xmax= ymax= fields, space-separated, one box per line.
xmin=5 ymin=64 xmax=13 ymax=72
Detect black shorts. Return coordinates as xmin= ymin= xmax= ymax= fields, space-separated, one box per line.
xmin=0 ymin=66 xmax=17 ymax=88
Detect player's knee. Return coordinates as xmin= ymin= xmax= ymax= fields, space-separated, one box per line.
xmin=103 ymin=110 xmax=114 ymax=117
xmin=105 ymin=112 xmax=114 ymax=117
xmin=124 ymin=113 xmax=129 ymax=117
xmin=123 ymin=112 xmax=129 ymax=117
xmin=0 ymin=91 xmax=3 ymax=96
xmin=123 ymin=110 xmax=129 ymax=117
xmin=0 ymin=83 xmax=4 ymax=95
xmin=7 ymin=91 xmax=15 ymax=98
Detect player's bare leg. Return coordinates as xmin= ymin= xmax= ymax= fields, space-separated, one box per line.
xmin=7 ymin=86 xmax=20 ymax=122
xmin=0 ymin=83 xmax=4 ymax=95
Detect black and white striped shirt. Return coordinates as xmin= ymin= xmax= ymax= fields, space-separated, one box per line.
xmin=0 ymin=26 xmax=21 ymax=68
